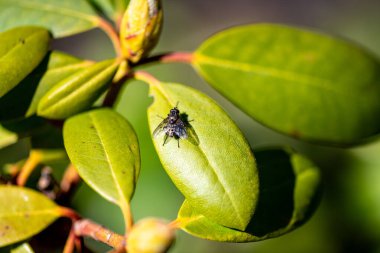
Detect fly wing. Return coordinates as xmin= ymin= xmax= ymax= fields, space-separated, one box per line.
xmin=153 ymin=118 xmax=168 ymax=137
xmin=185 ymin=123 xmax=199 ymax=145
xmin=175 ymin=119 xmax=188 ymax=139
xmin=179 ymin=127 xmax=188 ymax=139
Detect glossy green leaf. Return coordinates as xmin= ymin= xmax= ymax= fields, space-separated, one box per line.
xmin=0 ymin=0 xmax=99 ymax=37
xmin=63 ymin=108 xmax=140 ymax=206
xmin=148 ymin=82 xmax=258 ymax=230
xmin=26 ymin=51 xmax=94 ymax=117
xmin=11 ymin=243 xmax=34 ymax=253
xmin=0 ymin=26 xmax=50 ymax=98
xmin=37 ymin=59 xmax=119 ymax=119
xmin=0 ymin=51 xmax=88 ymax=121
xmin=0 ymin=185 xmax=61 ymax=247
xmin=178 ymin=148 xmax=321 ymax=242
xmin=193 ymin=24 xmax=380 ymax=145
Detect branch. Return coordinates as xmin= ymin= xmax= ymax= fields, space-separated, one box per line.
xmin=131 ymin=70 xmax=161 ymax=86
xmin=63 ymin=229 xmax=76 ymax=253
xmin=133 ymin=52 xmax=194 ymax=67
xmin=103 ymin=61 xmax=130 ymax=107
xmin=74 ymin=219 xmax=125 ymax=249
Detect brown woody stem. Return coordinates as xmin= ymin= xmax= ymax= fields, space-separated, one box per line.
xmin=103 ymin=61 xmax=130 ymax=107
xmin=74 ymin=219 xmax=125 ymax=249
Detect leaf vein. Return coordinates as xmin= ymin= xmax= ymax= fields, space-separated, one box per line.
xmin=0 ymin=209 xmax=59 ymax=218
xmin=89 ymin=113 xmax=125 ymax=204
xmin=196 ymin=54 xmax=343 ymax=94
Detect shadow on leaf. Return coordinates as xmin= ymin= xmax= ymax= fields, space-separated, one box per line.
xmin=0 ymin=52 xmax=51 ymax=122
xmin=179 ymin=147 xmax=322 ymax=242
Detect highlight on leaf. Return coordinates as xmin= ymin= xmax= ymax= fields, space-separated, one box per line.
xmin=0 ymin=186 xmax=62 ymax=247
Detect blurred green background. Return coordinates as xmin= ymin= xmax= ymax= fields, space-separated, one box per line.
xmin=3 ymin=0 xmax=380 ymax=252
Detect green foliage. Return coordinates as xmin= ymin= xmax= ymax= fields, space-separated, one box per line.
xmin=0 ymin=26 xmax=50 ymax=98
xmin=0 ymin=0 xmax=99 ymax=37
xmin=178 ymin=148 xmax=321 ymax=242
xmin=0 ymin=1 xmax=378 ymax=252
xmin=0 ymin=51 xmax=92 ymax=121
xmin=194 ymin=24 xmax=380 ymax=144
xmin=26 ymin=51 xmax=94 ymax=117
xmin=37 ymin=59 xmax=119 ymax=119
xmin=148 ymin=82 xmax=258 ymax=230
xmin=0 ymin=186 xmax=61 ymax=247
xmin=63 ymin=108 xmax=140 ymax=206
xmin=0 ymin=117 xmax=47 ymax=149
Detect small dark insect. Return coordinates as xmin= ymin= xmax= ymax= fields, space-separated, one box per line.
xmin=153 ymin=103 xmax=189 ymax=147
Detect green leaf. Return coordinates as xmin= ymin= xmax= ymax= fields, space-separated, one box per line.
xmin=193 ymin=24 xmax=380 ymax=145
xmin=37 ymin=59 xmax=119 ymax=119
xmin=26 ymin=51 xmax=94 ymax=117
xmin=148 ymin=82 xmax=258 ymax=231
xmin=178 ymin=148 xmax=321 ymax=242
xmin=11 ymin=243 xmax=34 ymax=253
xmin=63 ymin=108 xmax=140 ymax=207
xmin=0 ymin=26 xmax=50 ymax=98
xmin=0 ymin=56 xmax=48 ymax=122
xmin=0 ymin=51 xmax=90 ymax=121
xmin=0 ymin=117 xmax=47 ymax=149
xmin=0 ymin=0 xmax=99 ymax=37
xmin=0 ymin=185 xmax=61 ymax=247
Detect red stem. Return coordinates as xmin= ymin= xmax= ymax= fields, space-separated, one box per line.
xmin=133 ymin=52 xmax=194 ymax=67
xmin=131 ymin=70 xmax=161 ymax=86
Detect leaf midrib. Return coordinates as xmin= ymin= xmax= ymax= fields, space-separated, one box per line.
xmin=195 ymin=53 xmax=348 ymax=95
xmin=4 ymin=0 xmax=98 ymax=22
xmin=0 ymin=208 xmax=59 ymax=218
xmin=89 ymin=113 xmax=126 ymax=205
xmin=43 ymin=61 xmax=116 ymax=111
xmin=194 ymin=146 xmax=245 ymax=227
xmin=48 ymin=61 xmax=93 ymax=74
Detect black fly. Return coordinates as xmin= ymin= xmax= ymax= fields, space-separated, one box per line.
xmin=153 ymin=103 xmax=190 ymax=147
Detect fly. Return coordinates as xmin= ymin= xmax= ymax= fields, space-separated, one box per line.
xmin=153 ymin=102 xmax=198 ymax=147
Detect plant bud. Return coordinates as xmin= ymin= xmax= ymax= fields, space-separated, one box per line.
xmin=120 ymin=0 xmax=163 ymax=63
xmin=127 ymin=218 xmax=175 ymax=253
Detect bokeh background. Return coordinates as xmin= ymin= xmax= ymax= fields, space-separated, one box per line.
xmin=2 ymin=0 xmax=380 ymax=252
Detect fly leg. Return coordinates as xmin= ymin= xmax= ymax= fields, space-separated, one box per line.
xmin=163 ymin=134 xmax=169 ymax=146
